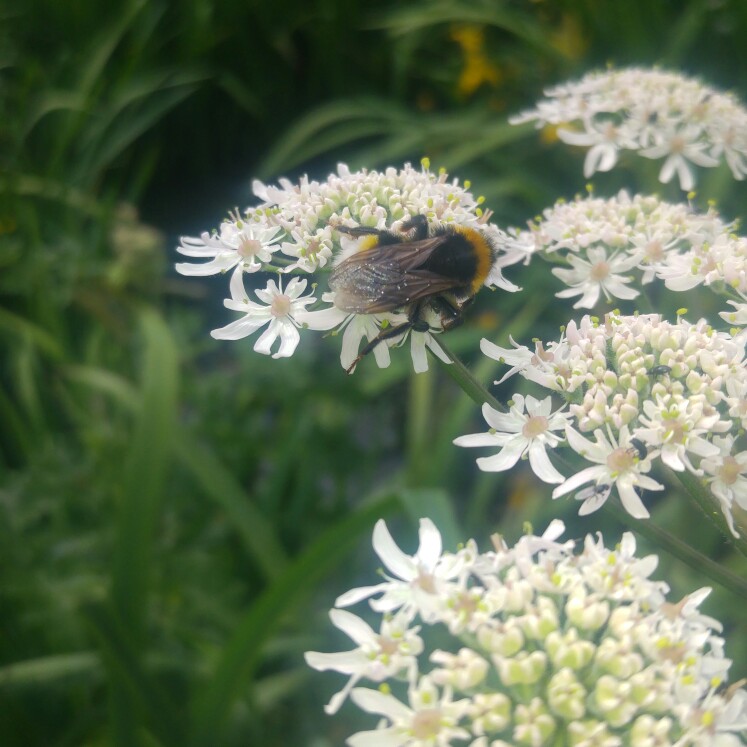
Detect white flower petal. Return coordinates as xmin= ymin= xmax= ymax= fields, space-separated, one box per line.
xmin=372 ymin=520 xmax=416 ymax=581
xmin=453 ymin=433 xmax=502 ymax=448
xmin=350 ymin=687 xmax=412 ymax=721
xmin=175 ymin=254 xmax=237 ymax=276
xmin=527 ymin=440 xmax=565 ymax=484
xmin=272 ymin=323 xmax=300 ymax=358
xmin=416 ymin=518 xmax=443 ymax=570
xmin=335 ymin=582 xmax=390 ymax=608
xmin=475 ymin=441 xmax=523 ymax=472
xmin=210 ymin=317 xmax=265 ymax=341
xmin=329 ymin=609 xmax=376 ymax=644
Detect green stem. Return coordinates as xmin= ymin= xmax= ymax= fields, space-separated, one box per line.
xmin=602 ymin=497 xmax=747 ymax=601
xmin=670 ymin=468 xmax=747 ymax=560
xmin=436 ymin=339 xmax=505 ymax=412
xmin=406 ymin=367 xmax=434 ymax=485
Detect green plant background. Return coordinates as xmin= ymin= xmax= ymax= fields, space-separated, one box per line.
xmin=3 ymin=1 xmax=747 ymax=745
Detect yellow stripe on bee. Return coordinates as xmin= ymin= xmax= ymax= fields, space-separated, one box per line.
xmin=454 ymin=226 xmax=493 ymax=293
xmin=359 ymin=235 xmax=380 ymax=252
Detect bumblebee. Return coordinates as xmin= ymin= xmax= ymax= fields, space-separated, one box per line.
xmin=329 ymin=215 xmax=498 ymax=373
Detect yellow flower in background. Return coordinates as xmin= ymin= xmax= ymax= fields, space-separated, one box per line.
xmin=450 ymin=25 xmax=501 ymax=97
xmin=549 ymin=12 xmax=587 ymax=60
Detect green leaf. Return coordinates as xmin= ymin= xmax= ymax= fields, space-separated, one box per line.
xmin=399 ymin=488 xmax=462 ymax=551
xmin=84 ymin=603 xmax=182 ymax=747
xmin=62 ymin=363 xmax=288 ymax=581
xmin=0 ymin=652 xmax=101 ymax=689
xmin=111 ymin=307 xmax=179 ymax=637
xmin=173 ymin=436 xmax=289 ymax=580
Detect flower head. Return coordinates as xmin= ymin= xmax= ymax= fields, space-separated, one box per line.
xmin=551 ymin=425 xmax=664 ymax=518
xmin=480 ymin=312 xmax=747 ymax=531
xmin=511 ymin=190 xmax=747 ymax=309
xmin=177 ymin=162 xmax=521 ymax=373
xmin=305 ymin=608 xmax=423 ymax=714
xmin=175 ymin=222 xmax=282 ymax=277
xmin=511 ymin=67 xmax=747 ymax=189
xmin=308 ymin=519 xmax=747 ymax=746
xmin=335 ymin=518 xmax=467 ymax=623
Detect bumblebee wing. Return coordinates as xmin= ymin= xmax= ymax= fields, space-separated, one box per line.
xmin=329 ymin=237 xmax=461 ymax=314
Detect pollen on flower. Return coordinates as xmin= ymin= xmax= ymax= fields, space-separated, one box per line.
xmin=589 ymin=260 xmax=610 ymax=281
xmin=522 ymin=415 xmax=549 ymax=439
xmin=606 ymin=447 xmax=636 ymax=474
xmin=717 ymin=456 xmax=742 ymax=485
xmin=270 ymin=294 xmax=292 ymax=317
xmin=237 ymin=236 xmax=261 ymax=258
xmin=411 ymin=708 xmax=442 ymax=739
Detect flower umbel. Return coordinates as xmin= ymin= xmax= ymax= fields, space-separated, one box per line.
xmin=476 ymin=312 xmax=747 ymax=532
xmin=307 ymin=518 xmax=747 ymax=746
xmin=509 ymin=190 xmax=747 ymax=309
xmin=511 ymin=67 xmax=747 ymax=189
xmin=176 ymin=162 xmax=521 ymax=373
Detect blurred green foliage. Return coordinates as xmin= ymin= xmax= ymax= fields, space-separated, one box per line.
xmin=2 ymin=0 xmax=747 ymax=745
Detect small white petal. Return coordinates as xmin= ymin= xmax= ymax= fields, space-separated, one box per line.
xmin=527 ymin=440 xmax=565 ymax=484
xmin=416 ymin=518 xmax=443 ymax=570
xmin=453 ymin=433 xmax=502 ymax=448
xmin=175 ymin=255 xmax=237 ymax=276
xmin=372 ymin=520 xmax=416 ymax=581
xmin=210 ymin=317 xmax=265 ymax=340
xmin=475 ymin=441 xmax=524 ymax=472
xmin=350 ymin=687 xmax=412 ymax=721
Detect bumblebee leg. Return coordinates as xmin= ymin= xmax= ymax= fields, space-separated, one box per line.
xmin=429 ymin=295 xmax=472 ymax=331
xmin=345 ymin=320 xmax=413 ymax=374
xmin=400 ymin=214 xmax=428 ymax=240
xmin=336 ymin=225 xmax=384 ymax=238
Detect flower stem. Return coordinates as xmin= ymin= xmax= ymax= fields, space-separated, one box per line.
xmin=602 ymin=498 xmax=747 ymax=601
xmin=436 ymin=339 xmax=505 ymax=412
xmin=669 ymin=468 xmax=747 ymax=559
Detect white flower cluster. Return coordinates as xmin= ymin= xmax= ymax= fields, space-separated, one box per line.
xmin=511 ymin=67 xmax=747 ymax=190
xmin=459 ymin=312 xmax=747 ymax=534
xmin=175 ymin=162 xmax=522 ymax=373
xmin=510 ymin=190 xmax=747 ymax=310
xmin=306 ymin=518 xmax=747 ymax=746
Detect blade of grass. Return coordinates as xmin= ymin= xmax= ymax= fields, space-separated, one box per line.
xmin=63 ymin=363 xmax=288 ymax=580
xmin=0 ymin=653 xmax=101 ymax=689
xmin=85 ymin=603 xmax=182 ymax=747
xmin=173 ymin=436 xmax=289 ymax=579
xmin=81 ymin=77 xmax=202 ymax=184
xmin=256 ymin=98 xmax=412 ymax=177
xmin=0 ymin=307 xmax=64 ymax=359
xmin=107 ymin=308 xmax=178 ymax=747
xmin=0 ymin=384 xmax=34 ymax=465
xmin=110 ymin=307 xmax=179 ymax=634
xmin=368 ymin=1 xmax=564 ymax=57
